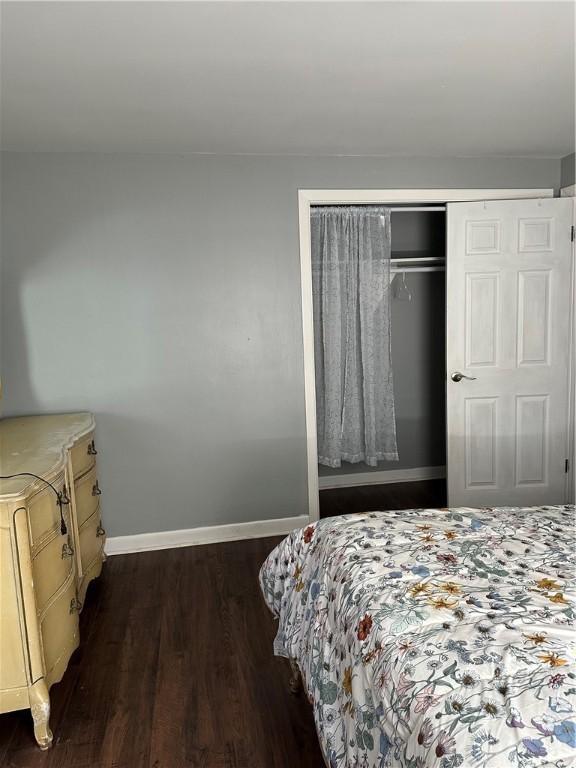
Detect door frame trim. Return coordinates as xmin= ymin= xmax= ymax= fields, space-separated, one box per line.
xmin=298 ymin=188 xmax=555 ymax=522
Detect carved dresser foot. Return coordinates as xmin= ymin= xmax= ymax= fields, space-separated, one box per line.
xmin=288 ymin=658 xmax=302 ymax=695
xmin=29 ymin=680 xmax=53 ymax=750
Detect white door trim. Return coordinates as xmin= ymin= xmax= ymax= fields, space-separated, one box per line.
xmin=568 ymin=197 xmax=576 ymax=503
xmin=298 ymin=188 xmax=555 ymax=522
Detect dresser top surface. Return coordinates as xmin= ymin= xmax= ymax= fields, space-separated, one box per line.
xmin=0 ymin=413 xmax=95 ymax=498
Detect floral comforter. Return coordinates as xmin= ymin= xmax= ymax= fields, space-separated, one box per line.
xmin=259 ymin=506 xmax=576 ymax=768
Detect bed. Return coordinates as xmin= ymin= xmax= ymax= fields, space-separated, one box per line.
xmin=259 ymin=505 xmax=576 ymax=768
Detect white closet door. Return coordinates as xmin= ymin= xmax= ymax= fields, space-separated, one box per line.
xmin=446 ymin=197 xmax=574 ymax=507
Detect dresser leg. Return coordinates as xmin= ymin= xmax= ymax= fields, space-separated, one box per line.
xmin=29 ymin=680 xmax=53 ymax=750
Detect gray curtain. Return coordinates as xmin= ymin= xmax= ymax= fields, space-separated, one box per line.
xmin=311 ymin=206 xmax=398 ymax=467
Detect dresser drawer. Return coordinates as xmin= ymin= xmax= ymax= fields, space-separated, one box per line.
xmin=32 ymin=531 xmax=75 ymax=614
xmin=27 ymin=479 xmax=66 ymax=545
xmin=39 ymin=573 xmax=80 ymax=684
xmin=74 ymin=465 xmax=101 ymax=528
xmin=78 ymin=507 xmax=105 ymax=574
xmin=70 ymin=432 xmax=96 ymax=481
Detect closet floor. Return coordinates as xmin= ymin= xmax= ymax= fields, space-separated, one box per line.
xmin=319 ymin=479 xmax=447 ymax=518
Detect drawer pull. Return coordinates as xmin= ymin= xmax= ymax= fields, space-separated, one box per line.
xmin=61 ymin=542 xmax=75 ymax=559
xmin=96 ymin=524 xmax=106 ymax=538
xmin=87 ymin=440 xmax=98 ymax=456
xmin=92 ymin=481 xmax=102 ymax=496
xmin=69 ymin=597 xmax=83 ymax=614
xmin=60 ymin=484 xmax=70 ymax=505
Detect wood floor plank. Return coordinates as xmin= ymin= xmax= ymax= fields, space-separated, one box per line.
xmin=0 ymin=536 xmax=326 ymax=768
xmin=319 ymin=478 xmax=447 ymax=518
xmin=1 ymin=480 xmax=441 ymax=767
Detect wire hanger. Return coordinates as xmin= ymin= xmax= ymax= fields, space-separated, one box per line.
xmin=392 ymin=271 xmax=413 ymax=301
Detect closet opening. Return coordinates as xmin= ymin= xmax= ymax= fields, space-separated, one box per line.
xmin=311 ymin=202 xmax=447 ymax=517
xmin=299 ymin=188 xmax=558 ymax=522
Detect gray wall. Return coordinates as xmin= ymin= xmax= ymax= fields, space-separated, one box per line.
xmin=0 ymin=152 xmax=562 ymax=536
xmin=561 ymin=153 xmax=575 ymax=187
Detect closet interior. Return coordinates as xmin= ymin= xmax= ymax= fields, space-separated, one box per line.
xmin=315 ymin=204 xmax=448 ymax=509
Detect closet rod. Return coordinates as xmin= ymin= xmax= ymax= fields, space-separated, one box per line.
xmin=389 ymin=206 xmax=446 ymax=213
xmin=390 ymin=256 xmax=445 ymax=264
xmin=391 ymin=266 xmax=445 ymax=273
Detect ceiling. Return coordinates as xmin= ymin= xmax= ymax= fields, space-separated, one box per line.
xmin=1 ymin=1 xmax=574 ymax=157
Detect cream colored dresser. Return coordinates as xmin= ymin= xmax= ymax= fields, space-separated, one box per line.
xmin=0 ymin=413 xmax=106 ymax=749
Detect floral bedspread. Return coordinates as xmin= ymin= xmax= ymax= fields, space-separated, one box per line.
xmin=259 ymin=506 xmax=576 ymax=768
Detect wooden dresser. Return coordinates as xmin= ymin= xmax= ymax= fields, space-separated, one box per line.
xmin=0 ymin=413 xmax=105 ymax=749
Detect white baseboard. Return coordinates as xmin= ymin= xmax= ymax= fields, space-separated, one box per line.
xmin=105 ymin=514 xmax=309 ymax=556
xmin=318 ymin=465 xmax=446 ymax=490
xmin=105 ymin=467 xmax=446 ymax=555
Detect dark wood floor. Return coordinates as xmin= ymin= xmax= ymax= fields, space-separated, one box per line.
xmin=320 ymin=478 xmax=447 ymax=518
xmin=1 ymin=481 xmax=444 ymax=768
xmin=0 ymin=538 xmax=325 ymax=768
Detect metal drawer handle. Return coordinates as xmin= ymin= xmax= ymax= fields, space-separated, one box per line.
xmin=92 ymin=481 xmax=102 ymax=496
xmin=96 ymin=524 xmax=106 ymax=538
xmin=87 ymin=440 xmax=98 ymax=456
xmin=60 ymin=484 xmax=70 ymax=505
xmin=61 ymin=542 xmax=74 ymax=559
xmin=69 ymin=597 xmax=83 ymax=614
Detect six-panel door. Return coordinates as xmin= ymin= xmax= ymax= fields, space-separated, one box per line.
xmin=446 ymin=197 xmax=573 ymax=507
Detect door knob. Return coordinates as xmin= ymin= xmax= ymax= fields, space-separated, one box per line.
xmin=451 ymin=371 xmax=477 ymax=382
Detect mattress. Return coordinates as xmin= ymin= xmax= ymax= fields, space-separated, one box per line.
xmin=259 ymin=505 xmax=576 ymax=768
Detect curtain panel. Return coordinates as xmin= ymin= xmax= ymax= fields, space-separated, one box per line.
xmin=311 ymin=206 xmax=398 ymax=467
